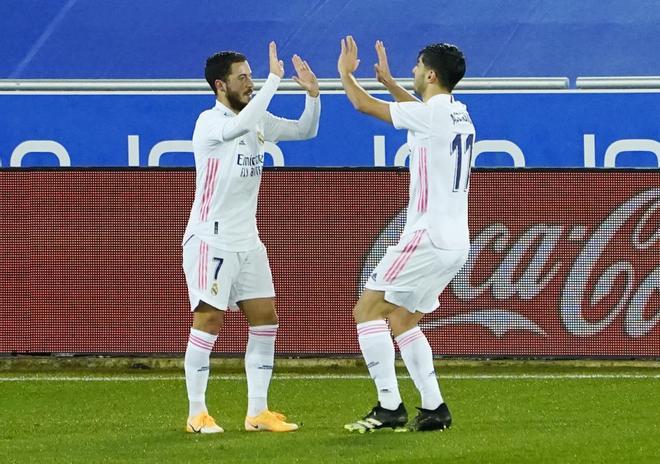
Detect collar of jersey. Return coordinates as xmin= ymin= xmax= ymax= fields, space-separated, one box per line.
xmin=214 ymin=100 xmax=237 ymax=116
xmin=426 ymin=93 xmax=455 ymax=105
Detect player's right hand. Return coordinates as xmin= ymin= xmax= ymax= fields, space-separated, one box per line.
xmin=269 ymin=41 xmax=284 ymax=78
xmin=374 ymin=40 xmax=394 ymax=86
xmin=338 ymin=35 xmax=360 ymax=76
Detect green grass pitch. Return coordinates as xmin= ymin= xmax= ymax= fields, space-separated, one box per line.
xmin=1 ymin=362 xmax=658 ymax=463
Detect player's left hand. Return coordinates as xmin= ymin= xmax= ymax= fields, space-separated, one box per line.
xmin=338 ymin=35 xmax=360 ymax=76
xmin=374 ymin=40 xmax=394 ymax=86
xmin=269 ymin=41 xmax=285 ymax=78
xmin=292 ymin=55 xmax=320 ymax=97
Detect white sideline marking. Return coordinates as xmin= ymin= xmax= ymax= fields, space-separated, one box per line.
xmin=0 ymin=373 xmax=658 ymax=382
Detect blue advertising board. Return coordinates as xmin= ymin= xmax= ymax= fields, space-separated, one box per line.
xmin=1 ymin=91 xmax=659 ymax=168
xmin=2 ymin=1 xmax=658 ymax=80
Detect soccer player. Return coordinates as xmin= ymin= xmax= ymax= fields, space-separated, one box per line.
xmin=182 ymin=42 xmax=320 ymax=433
xmin=338 ymin=37 xmax=474 ymax=432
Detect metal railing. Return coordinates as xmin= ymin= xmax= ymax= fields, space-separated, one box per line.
xmin=3 ymin=76 xmax=658 ymax=92
xmin=0 ymin=77 xmax=569 ymax=92
xmin=576 ymin=76 xmax=660 ymax=89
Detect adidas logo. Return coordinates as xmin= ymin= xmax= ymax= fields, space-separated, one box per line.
xmin=238 ymin=140 xmax=246 ymax=145
xmin=370 ymin=272 xmax=378 ymax=281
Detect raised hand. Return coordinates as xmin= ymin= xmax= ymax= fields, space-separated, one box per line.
xmin=374 ymin=40 xmax=394 ymax=85
xmin=373 ymin=39 xmax=419 ymax=102
xmin=338 ymin=35 xmax=360 ymax=76
xmin=292 ymin=54 xmax=320 ymax=97
xmin=269 ymin=41 xmax=284 ymax=78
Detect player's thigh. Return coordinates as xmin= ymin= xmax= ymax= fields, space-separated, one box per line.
xmin=353 ymin=288 xmax=399 ymax=323
xmin=182 ymin=236 xmax=240 ymax=313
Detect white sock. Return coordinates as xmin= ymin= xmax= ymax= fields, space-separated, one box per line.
xmin=357 ymin=320 xmax=402 ymax=410
xmin=245 ymin=324 xmax=278 ymax=417
xmin=395 ymin=326 xmax=443 ymax=410
xmin=185 ymin=328 xmax=218 ymax=417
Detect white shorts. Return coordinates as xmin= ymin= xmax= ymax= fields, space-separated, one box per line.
xmin=365 ymin=229 xmax=469 ymax=314
xmin=182 ymin=236 xmax=275 ymax=312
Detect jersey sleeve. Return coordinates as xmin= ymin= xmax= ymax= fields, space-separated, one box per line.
xmin=221 ymin=73 xmax=281 ymax=141
xmin=262 ymin=94 xmax=320 ymax=142
xmin=389 ymin=101 xmax=433 ymax=133
xmin=194 ymin=111 xmax=228 ymax=146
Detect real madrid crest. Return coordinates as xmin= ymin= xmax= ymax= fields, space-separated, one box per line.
xmin=211 ymin=282 xmax=219 ymax=296
xmin=256 ymin=131 xmax=265 ymax=145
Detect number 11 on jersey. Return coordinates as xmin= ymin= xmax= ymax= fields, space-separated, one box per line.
xmin=451 ymin=133 xmax=474 ymax=192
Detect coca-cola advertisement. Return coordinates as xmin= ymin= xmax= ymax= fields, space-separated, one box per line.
xmin=365 ymin=170 xmax=660 ymax=356
xmin=0 ymin=168 xmax=658 ymax=357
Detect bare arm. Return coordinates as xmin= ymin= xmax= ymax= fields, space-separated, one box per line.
xmin=338 ymin=36 xmax=392 ymax=123
xmin=374 ymin=40 xmax=419 ymax=103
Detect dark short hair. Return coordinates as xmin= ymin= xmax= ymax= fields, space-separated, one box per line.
xmin=205 ymin=51 xmax=247 ymax=94
xmin=417 ymin=43 xmax=466 ymax=91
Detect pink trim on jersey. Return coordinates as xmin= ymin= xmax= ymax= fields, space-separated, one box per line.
xmin=383 ymin=230 xmax=425 ymax=282
xmin=198 ymin=241 xmax=208 ymax=290
xmin=199 ymin=158 xmax=220 ymax=221
xmin=189 ymin=333 xmax=215 ymax=351
xmin=198 ymin=159 xmax=214 ymax=219
xmin=396 ymin=329 xmax=425 ymax=349
xmin=417 ymin=147 xmax=428 ymax=212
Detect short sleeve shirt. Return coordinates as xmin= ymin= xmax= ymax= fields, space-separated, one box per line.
xmin=389 ymin=94 xmax=475 ymax=249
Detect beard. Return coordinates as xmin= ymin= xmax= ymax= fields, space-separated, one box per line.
xmin=226 ymin=88 xmax=251 ymax=112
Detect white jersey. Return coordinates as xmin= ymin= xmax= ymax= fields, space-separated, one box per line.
xmin=183 ymin=73 xmax=320 ymax=251
xmin=389 ymin=94 xmax=475 ymax=249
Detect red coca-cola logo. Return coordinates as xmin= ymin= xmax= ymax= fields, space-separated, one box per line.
xmin=360 ymin=188 xmax=660 ymax=345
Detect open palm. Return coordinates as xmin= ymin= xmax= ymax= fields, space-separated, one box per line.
xmin=292 ymin=55 xmax=319 ymax=97
xmin=338 ymin=36 xmax=360 ymax=75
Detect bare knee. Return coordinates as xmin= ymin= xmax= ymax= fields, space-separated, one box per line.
xmin=192 ymin=302 xmax=225 ymax=335
xmin=387 ymin=307 xmax=424 ymax=337
xmin=353 ymin=290 xmax=396 ymax=323
xmin=239 ymin=298 xmax=278 ymax=326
